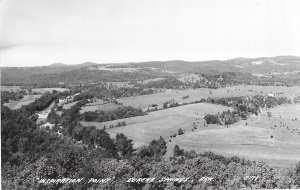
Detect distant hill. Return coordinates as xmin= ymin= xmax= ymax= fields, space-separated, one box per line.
xmin=121 ymin=56 xmax=300 ymax=74
xmin=47 ymin=63 xmax=67 ymax=67
xmin=1 ymin=56 xmax=299 ymax=86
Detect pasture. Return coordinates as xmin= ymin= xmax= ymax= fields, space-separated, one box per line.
xmin=83 ymin=100 xmax=300 ymax=167
xmin=104 ymin=82 xmax=134 ymax=88
xmin=265 ymin=103 xmax=300 ymax=119
xmin=80 ymin=103 xmax=123 ymax=113
xmin=137 ymin=78 xmax=166 ymax=84
xmin=81 ymin=85 xmax=300 ymax=167
xmin=62 ymin=101 xmax=78 ymax=109
xmin=117 ymin=85 xmax=300 ymax=110
xmin=32 ymin=88 xmax=69 ymax=94
xmin=172 ymin=113 xmax=300 ymax=168
xmin=4 ymin=95 xmax=41 ymax=110
xmin=0 ymin=86 xmax=22 ymax=92
xmin=83 ymin=103 xmax=232 ymax=148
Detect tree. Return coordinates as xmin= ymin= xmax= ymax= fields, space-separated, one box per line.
xmin=173 ymin=145 xmax=184 ymax=157
xmin=148 ymin=136 xmax=167 ymax=158
xmin=178 ymin=128 xmax=184 ymax=135
xmin=47 ymin=110 xmax=59 ymax=124
xmin=294 ymin=162 xmax=300 ymax=187
xmin=267 ymin=112 xmax=272 ymax=117
xmin=116 ymin=133 xmax=134 ymax=157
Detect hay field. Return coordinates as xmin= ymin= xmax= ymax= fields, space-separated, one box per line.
xmin=1 ymin=86 xmax=22 ymax=92
xmin=32 ymin=88 xmax=69 ymax=93
xmin=4 ymin=95 xmax=41 ymax=110
xmin=82 ymin=98 xmax=300 ymax=167
xmin=172 ymin=112 xmax=300 ymax=168
xmin=118 ymin=85 xmax=300 ymax=110
xmin=266 ymin=103 xmax=300 ymax=119
xmin=83 ymin=103 xmax=232 ymax=148
xmin=62 ymin=101 xmax=79 ymax=109
xmin=80 ymin=103 xmax=123 ymax=113
xmin=138 ymin=78 xmax=166 ymax=84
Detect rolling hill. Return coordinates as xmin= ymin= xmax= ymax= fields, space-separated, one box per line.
xmin=1 ymin=56 xmax=300 ymax=86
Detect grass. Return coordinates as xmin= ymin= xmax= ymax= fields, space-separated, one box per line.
xmin=1 ymin=86 xmax=22 ymax=92
xmin=117 ymin=85 xmax=300 ymax=110
xmin=138 ymin=78 xmax=166 ymax=84
xmin=32 ymin=88 xmax=69 ymax=93
xmin=83 ymin=101 xmax=300 ymax=167
xmin=83 ymin=103 xmax=232 ymax=148
xmin=62 ymin=101 xmax=79 ymax=109
xmin=81 ymin=85 xmax=300 ymax=168
xmin=80 ymin=103 xmax=123 ymax=113
xmin=172 ymin=107 xmax=300 ymax=168
xmin=266 ymin=103 xmax=300 ymax=118
xmin=4 ymin=95 xmax=42 ymax=110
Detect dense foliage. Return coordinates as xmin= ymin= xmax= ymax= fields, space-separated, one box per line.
xmin=81 ymin=106 xmax=146 ymax=122
xmin=1 ymin=90 xmax=26 ymax=104
xmin=204 ymin=95 xmax=290 ymax=125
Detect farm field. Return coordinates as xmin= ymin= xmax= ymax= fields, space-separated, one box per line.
xmin=62 ymin=101 xmax=78 ymax=109
xmin=85 ymin=103 xmax=232 ymax=148
xmin=0 ymin=86 xmax=22 ymax=92
xmin=104 ymin=81 xmax=134 ymax=88
xmin=80 ymin=103 xmax=123 ymax=113
xmin=4 ymin=95 xmax=42 ymax=110
xmin=118 ymin=85 xmax=300 ymax=110
xmin=266 ymin=103 xmax=300 ymax=118
xmin=137 ymin=77 xmax=166 ymax=84
xmin=172 ymin=106 xmax=300 ymax=168
xmin=83 ymin=99 xmax=300 ymax=168
xmin=32 ymin=87 xmax=69 ymax=93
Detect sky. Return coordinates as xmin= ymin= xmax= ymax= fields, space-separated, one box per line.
xmin=1 ymin=0 xmax=300 ymax=67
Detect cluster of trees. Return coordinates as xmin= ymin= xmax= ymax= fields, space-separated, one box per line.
xmin=163 ymin=100 xmax=179 ymax=109
xmin=138 ymin=77 xmax=185 ymax=89
xmin=105 ymin=121 xmax=127 ymax=129
xmin=80 ymin=106 xmax=146 ymax=122
xmin=204 ymin=114 xmax=222 ymax=125
xmin=1 ymin=90 xmax=26 ymax=104
xmin=192 ymin=72 xmax=296 ymax=88
xmin=204 ymin=95 xmax=290 ymax=125
xmin=204 ymin=111 xmax=239 ymax=125
xmin=73 ymin=85 xmax=156 ymax=100
xmin=73 ymin=93 xmax=94 ymax=102
xmin=7 ymin=91 xmax=60 ymax=117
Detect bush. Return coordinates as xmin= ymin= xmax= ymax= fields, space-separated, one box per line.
xmin=178 ymin=128 xmax=184 ymax=135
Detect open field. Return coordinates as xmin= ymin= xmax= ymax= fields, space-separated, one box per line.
xmin=266 ymin=103 xmax=300 ymax=118
xmin=0 ymin=86 xmax=22 ymax=92
xmin=36 ymin=101 xmax=56 ymax=124
xmin=80 ymin=103 xmax=123 ymax=113
xmin=4 ymin=95 xmax=42 ymax=110
xmin=137 ymin=77 xmax=166 ymax=84
xmin=118 ymin=85 xmax=300 ymax=110
xmin=171 ymin=111 xmax=300 ymax=168
xmin=62 ymin=101 xmax=78 ymax=109
xmin=104 ymin=82 xmax=134 ymax=88
xmin=82 ymin=99 xmax=300 ymax=167
xmin=32 ymin=88 xmax=69 ymax=93
xmin=83 ymin=103 xmax=232 ymax=148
